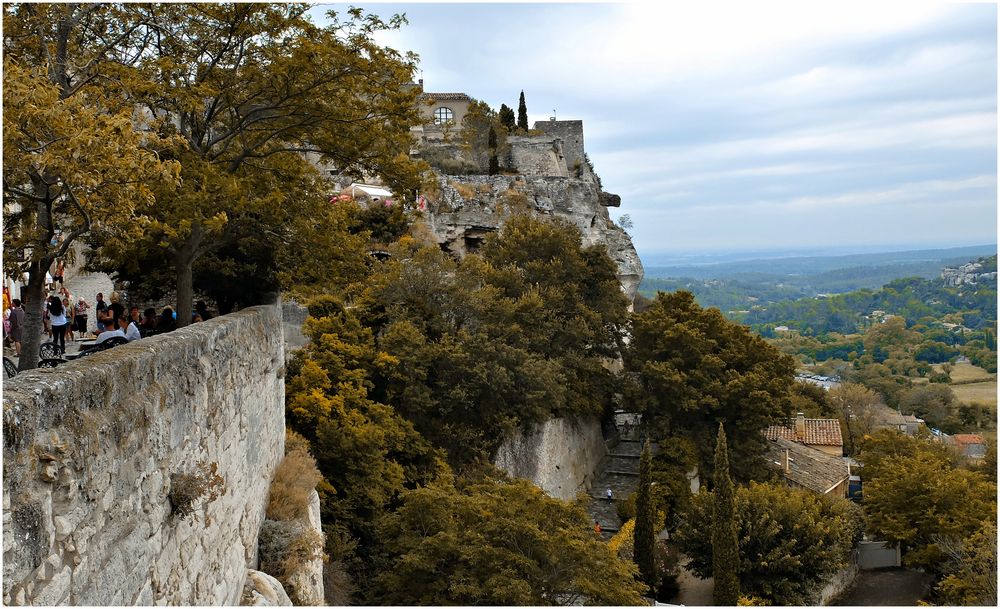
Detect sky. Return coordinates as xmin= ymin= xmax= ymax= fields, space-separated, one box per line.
xmin=314 ymin=2 xmax=997 ymax=259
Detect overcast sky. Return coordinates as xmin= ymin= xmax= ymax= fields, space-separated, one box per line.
xmin=315 ymin=2 xmax=997 ymax=258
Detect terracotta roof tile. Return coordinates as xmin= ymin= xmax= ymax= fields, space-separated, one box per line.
xmin=765 ymin=418 xmax=843 ymax=446
xmin=419 ymin=92 xmax=472 ymax=101
xmin=952 ymin=434 xmax=985 ymax=446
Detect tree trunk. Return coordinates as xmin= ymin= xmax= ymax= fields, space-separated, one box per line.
xmin=175 ymin=252 xmax=194 ymax=329
xmin=17 ymin=261 xmax=50 ymax=371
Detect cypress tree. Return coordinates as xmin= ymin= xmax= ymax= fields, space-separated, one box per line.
xmin=517 ymin=90 xmax=529 ymax=131
xmin=634 ymin=438 xmax=657 ymax=590
xmin=712 ymin=424 xmax=740 ymax=606
xmin=499 ymin=104 xmax=516 ymax=131
xmin=487 ymin=126 xmax=499 ymax=175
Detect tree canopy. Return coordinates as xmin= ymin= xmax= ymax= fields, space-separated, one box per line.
xmin=371 ymin=475 xmax=648 ymax=605
xmin=675 ymin=482 xmax=863 ymax=605
xmin=624 ymin=291 xmax=796 ymax=481
xmin=858 ymin=430 xmax=996 ymax=571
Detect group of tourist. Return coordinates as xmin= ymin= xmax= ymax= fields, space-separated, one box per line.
xmin=3 ymin=287 xmax=215 ymax=357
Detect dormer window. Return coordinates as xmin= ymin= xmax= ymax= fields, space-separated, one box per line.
xmin=434 ymin=107 xmax=454 ymax=125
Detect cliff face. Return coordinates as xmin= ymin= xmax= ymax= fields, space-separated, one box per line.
xmin=940 ymin=256 xmax=998 ymax=287
xmin=419 ymin=120 xmax=644 ymax=303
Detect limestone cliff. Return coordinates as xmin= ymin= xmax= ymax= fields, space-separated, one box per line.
xmin=940 ymin=255 xmax=998 ymax=287
xmin=418 ymin=120 xmax=644 ymax=303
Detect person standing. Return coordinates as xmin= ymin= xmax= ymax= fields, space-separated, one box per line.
xmin=47 ymin=296 xmax=68 ymax=354
xmin=53 ymin=259 xmax=65 ymax=287
xmin=94 ymin=292 xmax=110 ymax=329
xmin=74 ymin=298 xmax=90 ymax=339
xmin=606 ymin=487 xmax=614 ymax=502
xmin=62 ymin=297 xmax=75 ymax=343
xmin=8 ymin=299 xmax=24 ymax=356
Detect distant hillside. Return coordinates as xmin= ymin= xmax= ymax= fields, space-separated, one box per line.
xmin=639 ymin=245 xmax=998 ymax=310
xmin=643 ymin=244 xmax=997 ymax=281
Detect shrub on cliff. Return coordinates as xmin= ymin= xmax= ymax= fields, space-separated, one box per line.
xmin=370 ymin=474 xmax=647 ymax=605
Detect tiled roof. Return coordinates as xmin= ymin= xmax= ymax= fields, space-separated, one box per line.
xmin=765 ymin=418 xmax=843 ymax=446
xmin=951 ymin=434 xmax=985 ymax=446
xmin=766 ymin=438 xmax=850 ymax=495
xmin=419 ymin=92 xmax=472 ymax=101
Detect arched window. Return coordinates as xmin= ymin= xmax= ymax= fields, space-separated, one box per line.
xmin=434 ymin=107 xmax=454 ymax=125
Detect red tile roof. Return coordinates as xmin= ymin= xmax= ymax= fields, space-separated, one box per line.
xmin=952 ymin=434 xmax=985 ymax=447
xmin=765 ymin=418 xmax=843 ymax=446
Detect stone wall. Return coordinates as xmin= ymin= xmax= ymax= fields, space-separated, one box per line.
xmin=2 ymin=305 xmax=286 ymax=606
xmin=533 ymin=120 xmax=585 ymax=176
xmin=494 ymin=416 xmax=607 ymax=501
xmin=506 ymin=136 xmax=569 ymax=177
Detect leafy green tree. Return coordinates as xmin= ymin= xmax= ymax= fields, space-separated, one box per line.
xmin=285 ymin=297 xmax=449 ymax=581
xmin=898 ymin=384 xmax=958 ymax=431
xmin=88 ymin=3 xmax=425 ymax=326
xmin=362 ymin=217 xmax=628 ymax=465
xmin=858 ymin=430 xmax=996 ymax=571
xmin=499 ymin=103 xmax=516 ymax=131
xmin=371 ymin=475 xmax=648 ymax=605
xmin=936 ymin=522 xmax=997 ymax=606
xmin=635 ymin=439 xmax=657 ymax=588
xmin=3 ymin=5 xmax=180 ymax=369
xmin=624 ymin=291 xmax=796 ymax=481
xmin=675 ymin=482 xmax=863 ymax=605
xmin=517 ymin=90 xmax=529 ymax=131
xmin=712 ymin=424 xmax=740 ymax=606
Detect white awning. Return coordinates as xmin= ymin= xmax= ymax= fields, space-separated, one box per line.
xmin=347 ymin=183 xmax=393 ymax=198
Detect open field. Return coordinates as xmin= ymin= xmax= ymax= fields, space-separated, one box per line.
xmin=932 ymin=362 xmax=996 ymax=383
xmin=950 ymin=381 xmax=997 ymax=406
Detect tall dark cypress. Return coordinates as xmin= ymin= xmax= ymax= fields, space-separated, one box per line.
xmin=487 ymin=126 xmax=499 ymax=175
xmin=634 ymin=438 xmax=657 ymax=590
xmin=712 ymin=424 xmax=740 ymax=606
xmin=517 ymin=90 xmax=529 ymax=131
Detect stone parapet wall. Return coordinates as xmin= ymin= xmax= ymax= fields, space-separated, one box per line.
xmin=494 ymin=416 xmax=607 ymax=500
xmin=2 ymin=305 xmax=285 ymax=606
xmin=506 ymin=136 xmax=569 ymax=177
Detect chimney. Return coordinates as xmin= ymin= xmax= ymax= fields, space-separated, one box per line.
xmin=795 ymin=412 xmax=805 ymax=437
xmin=783 ymin=449 xmax=790 ymax=475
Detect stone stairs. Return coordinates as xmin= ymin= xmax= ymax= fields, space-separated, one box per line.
xmin=586 ymin=425 xmax=656 ymax=540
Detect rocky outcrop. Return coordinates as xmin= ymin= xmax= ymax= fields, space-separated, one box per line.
xmin=425 ymin=174 xmax=643 ymax=302
xmin=940 ymin=256 xmax=998 ymax=287
xmin=420 ymin=120 xmax=644 ymax=304
xmin=242 ymin=570 xmax=293 ymax=606
xmin=2 ymin=305 xmax=286 ymax=606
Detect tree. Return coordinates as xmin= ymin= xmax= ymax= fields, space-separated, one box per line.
xmin=858 ymin=430 xmax=996 ymax=571
xmin=499 ymin=103 xmax=516 ymax=131
xmin=624 ymin=291 xmax=796 ymax=481
xmin=935 ymin=521 xmax=997 ymax=606
xmin=284 ymin=296 xmax=449 ymax=582
xmin=828 ymin=383 xmax=882 ymax=455
xmin=371 ymin=475 xmax=648 ymax=605
xmin=634 ymin=439 xmax=657 ymax=588
xmin=487 ymin=125 xmax=500 ymax=175
xmin=3 ymin=5 xmax=181 ymax=369
xmin=675 ymin=482 xmax=863 ymax=605
xmin=90 ymin=4 xmax=426 ymax=326
xmin=362 ymin=217 xmax=628 ymax=465
xmin=898 ymin=384 xmax=958 ymax=431
xmin=517 ymin=90 xmax=529 ymax=131
xmin=712 ymin=424 xmax=740 ymax=606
